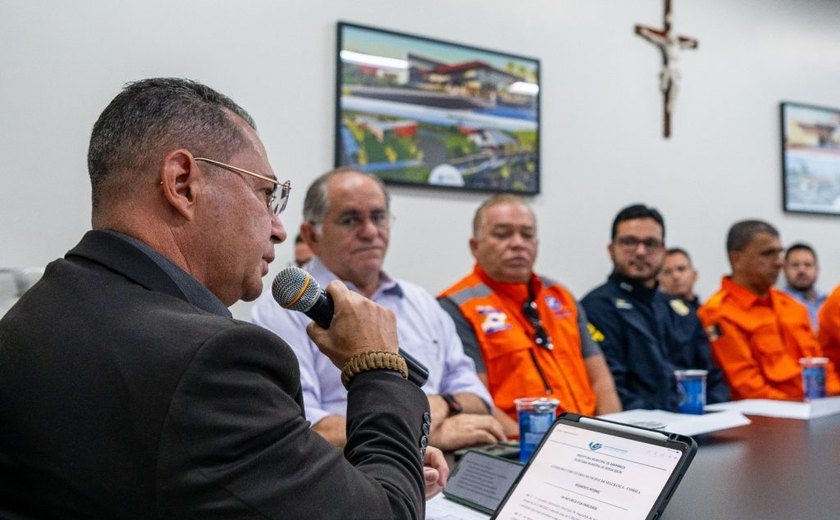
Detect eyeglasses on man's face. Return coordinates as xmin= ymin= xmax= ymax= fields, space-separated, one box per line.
xmin=614 ymin=236 xmax=664 ymax=252
xmin=194 ymin=157 xmax=291 ymax=216
xmin=318 ymin=209 xmax=395 ymax=233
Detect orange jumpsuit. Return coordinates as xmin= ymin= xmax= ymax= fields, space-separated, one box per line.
xmin=439 ymin=265 xmax=596 ymax=420
xmin=817 ymin=284 xmax=840 ymax=379
xmin=698 ymin=276 xmax=840 ymax=400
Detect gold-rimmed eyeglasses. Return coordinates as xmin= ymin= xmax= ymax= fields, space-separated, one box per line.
xmin=194 ymin=157 xmax=291 ymax=215
xmin=309 ymin=210 xmax=395 ymax=233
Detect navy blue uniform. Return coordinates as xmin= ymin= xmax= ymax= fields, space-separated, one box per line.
xmin=581 ymin=273 xmax=729 ymax=411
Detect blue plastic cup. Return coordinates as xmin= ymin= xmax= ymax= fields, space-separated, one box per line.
xmin=800 ymin=357 xmax=828 ymax=400
xmin=675 ymin=369 xmax=707 ymax=415
xmin=515 ymin=397 xmax=559 ymax=463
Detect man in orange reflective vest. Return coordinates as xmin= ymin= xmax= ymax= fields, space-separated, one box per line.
xmin=699 ymin=220 xmax=840 ymax=400
xmin=439 ymin=195 xmax=621 ymax=437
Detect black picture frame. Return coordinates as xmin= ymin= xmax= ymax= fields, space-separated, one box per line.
xmin=781 ymin=101 xmax=840 ymax=215
xmin=335 ymin=22 xmax=541 ymax=195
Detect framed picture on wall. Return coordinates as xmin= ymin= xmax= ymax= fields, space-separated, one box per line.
xmin=335 ymin=22 xmax=541 ymax=195
xmin=781 ymin=101 xmax=840 ymax=215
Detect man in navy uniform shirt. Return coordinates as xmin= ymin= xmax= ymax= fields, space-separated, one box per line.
xmin=581 ymin=204 xmax=729 ymax=411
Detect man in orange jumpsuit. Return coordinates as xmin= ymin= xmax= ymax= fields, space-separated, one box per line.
xmin=817 ymin=287 xmax=840 ymax=380
xmin=699 ymin=220 xmax=840 ymax=400
xmin=439 ymin=195 xmax=621 ymax=437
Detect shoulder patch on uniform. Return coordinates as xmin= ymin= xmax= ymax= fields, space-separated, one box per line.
xmin=476 ymin=305 xmax=512 ymax=334
xmin=705 ymin=324 xmax=722 ymax=341
xmin=614 ymin=298 xmax=633 ymax=310
xmin=587 ymin=322 xmax=605 ymax=343
xmin=669 ymin=299 xmax=690 ymax=316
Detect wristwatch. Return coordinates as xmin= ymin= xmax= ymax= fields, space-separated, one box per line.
xmin=441 ymin=393 xmax=463 ymax=416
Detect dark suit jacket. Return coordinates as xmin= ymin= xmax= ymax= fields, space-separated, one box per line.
xmin=0 ymin=230 xmax=429 ymax=519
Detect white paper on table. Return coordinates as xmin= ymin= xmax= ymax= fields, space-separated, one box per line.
xmin=425 ymin=494 xmax=491 ymax=520
xmin=705 ymin=395 xmax=840 ymax=419
xmin=599 ymin=408 xmax=751 ymax=436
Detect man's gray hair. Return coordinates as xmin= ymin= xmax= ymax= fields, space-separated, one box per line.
xmin=88 ymin=77 xmax=255 ymax=212
xmin=472 ymin=194 xmax=533 ymax=236
xmin=302 ymin=167 xmax=390 ymax=223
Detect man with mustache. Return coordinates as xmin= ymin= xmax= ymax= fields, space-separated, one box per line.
xmin=251 ymin=168 xmax=505 ymax=451
xmin=439 ymin=195 xmax=621 ymax=437
xmin=581 ymin=204 xmax=728 ymax=410
xmin=700 ymin=221 xmax=839 ymax=399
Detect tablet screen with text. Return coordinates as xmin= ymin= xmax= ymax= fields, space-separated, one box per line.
xmin=443 ymin=450 xmax=523 ymax=514
xmin=492 ymin=414 xmax=695 ymax=520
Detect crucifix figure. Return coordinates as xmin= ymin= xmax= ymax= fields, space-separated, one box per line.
xmin=635 ymin=0 xmax=698 ymax=138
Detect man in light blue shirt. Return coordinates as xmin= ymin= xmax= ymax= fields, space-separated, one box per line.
xmin=782 ymin=242 xmax=826 ymax=332
xmin=252 ymin=168 xmax=504 ymax=451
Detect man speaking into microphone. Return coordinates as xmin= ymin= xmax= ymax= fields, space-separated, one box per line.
xmin=252 ymin=168 xmax=505 ymax=452
xmin=0 ymin=78 xmax=445 ymax=519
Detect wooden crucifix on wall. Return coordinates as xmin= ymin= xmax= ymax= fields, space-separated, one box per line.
xmin=635 ymin=0 xmax=698 ymax=138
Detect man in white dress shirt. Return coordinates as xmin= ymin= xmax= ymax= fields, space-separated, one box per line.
xmin=252 ymin=168 xmax=505 ymax=451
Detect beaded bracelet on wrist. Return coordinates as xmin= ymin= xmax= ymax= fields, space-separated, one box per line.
xmin=340 ymin=350 xmax=408 ymax=389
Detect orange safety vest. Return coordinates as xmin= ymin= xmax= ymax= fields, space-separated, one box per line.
xmin=439 ymin=265 xmax=597 ymax=420
xmin=699 ymin=276 xmax=840 ymax=400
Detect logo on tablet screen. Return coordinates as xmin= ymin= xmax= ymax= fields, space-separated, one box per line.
xmin=588 ymin=442 xmax=603 ymax=451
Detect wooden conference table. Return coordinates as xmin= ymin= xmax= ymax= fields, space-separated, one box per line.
xmin=662 ymin=413 xmax=840 ymax=519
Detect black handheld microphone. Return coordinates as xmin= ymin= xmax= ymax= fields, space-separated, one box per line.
xmin=272 ymin=266 xmax=429 ymax=387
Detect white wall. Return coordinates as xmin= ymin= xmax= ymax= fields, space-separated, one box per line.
xmin=2 ymin=0 xmax=840 ymax=320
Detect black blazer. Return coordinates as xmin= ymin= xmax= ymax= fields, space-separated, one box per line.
xmin=0 ymin=230 xmax=429 ymax=519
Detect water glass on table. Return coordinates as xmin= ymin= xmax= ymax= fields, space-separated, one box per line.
xmin=675 ymin=369 xmax=707 ymax=415
xmin=514 ymin=397 xmax=559 ymax=463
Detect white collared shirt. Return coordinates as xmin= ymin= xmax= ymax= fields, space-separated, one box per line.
xmin=250 ymin=257 xmax=491 ymax=425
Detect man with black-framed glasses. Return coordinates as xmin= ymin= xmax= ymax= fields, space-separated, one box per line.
xmin=581 ymin=204 xmax=729 ymax=411
xmin=0 ymin=78 xmax=445 ymax=518
xmin=439 ymin=195 xmax=621 ymax=438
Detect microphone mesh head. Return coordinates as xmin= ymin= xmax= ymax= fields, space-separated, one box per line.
xmin=272 ymin=267 xmax=322 ymax=312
